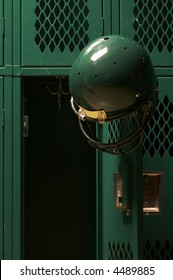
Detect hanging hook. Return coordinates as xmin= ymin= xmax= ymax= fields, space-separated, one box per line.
xmin=46 ymin=76 xmax=70 ymax=111
xmin=58 ymin=76 xmax=70 ymax=95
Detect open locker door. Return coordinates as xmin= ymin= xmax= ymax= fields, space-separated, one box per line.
xmin=0 ymin=76 xmax=4 ymax=259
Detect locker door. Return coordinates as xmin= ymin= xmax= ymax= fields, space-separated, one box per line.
xmin=0 ymin=0 xmax=3 ymax=66
xmin=21 ymin=0 xmax=103 ymax=67
xmin=120 ymin=0 xmax=173 ymax=67
xmin=12 ymin=77 xmax=22 ymax=259
xmin=119 ymin=0 xmax=173 ymax=259
xmin=3 ymin=77 xmax=21 ymax=260
xmin=0 ymin=76 xmax=4 ymax=258
xmin=143 ymin=76 xmax=173 ymax=259
xmin=97 ymin=0 xmax=144 ymax=260
xmin=4 ymin=77 xmax=13 ymax=259
xmin=97 ymin=123 xmax=143 ymax=260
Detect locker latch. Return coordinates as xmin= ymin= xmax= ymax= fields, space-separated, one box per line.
xmin=22 ymin=116 xmax=29 ymax=137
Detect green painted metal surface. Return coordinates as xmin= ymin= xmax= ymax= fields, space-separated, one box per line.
xmin=4 ymin=0 xmax=12 ymax=71
xmin=96 ymin=0 xmax=143 ymax=260
xmin=1 ymin=77 xmax=21 ymax=260
xmin=0 ymin=0 xmax=3 ymax=67
xmin=20 ymin=0 xmax=102 ymax=67
xmin=4 ymin=77 xmax=13 ymax=259
xmin=0 ymin=76 xmax=4 ymax=259
xmin=143 ymin=75 xmax=173 ymax=259
xmin=12 ymin=78 xmax=21 ymax=259
xmin=97 ymin=0 xmax=173 ymax=260
xmin=119 ymin=0 xmax=173 ymax=259
xmin=120 ymin=0 xmax=173 ymax=67
xmin=111 ymin=0 xmax=120 ymax=35
xmin=97 ymin=122 xmax=143 ymax=259
xmin=0 ymin=0 xmax=172 ymax=260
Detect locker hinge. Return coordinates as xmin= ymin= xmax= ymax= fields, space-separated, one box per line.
xmin=1 ymin=18 xmax=5 ymax=36
xmin=100 ymin=17 xmax=104 ymax=35
xmin=1 ymin=108 xmax=5 ymax=127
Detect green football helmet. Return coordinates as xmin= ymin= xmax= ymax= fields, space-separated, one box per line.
xmin=69 ymin=35 xmax=158 ymax=155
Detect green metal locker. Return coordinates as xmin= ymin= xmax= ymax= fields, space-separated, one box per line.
xmin=121 ymin=0 xmax=173 ymax=259
xmin=4 ymin=0 xmax=13 ymax=74
xmin=2 ymin=77 xmax=21 ymax=260
xmin=96 ymin=0 xmax=143 ymax=260
xmin=121 ymin=0 xmax=173 ymax=67
xmin=4 ymin=77 xmax=13 ymax=260
xmin=16 ymin=0 xmax=103 ymax=68
xmin=0 ymin=0 xmax=3 ymax=67
xmin=1 ymin=0 xmax=172 ymax=260
xmin=12 ymin=77 xmax=22 ymax=259
xmin=9 ymin=0 xmax=104 ymax=260
xmin=97 ymin=0 xmax=173 ymax=260
xmin=143 ymin=76 xmax=173 ymax=259
xmin=97 ymin=127 xmax=143 ymax=259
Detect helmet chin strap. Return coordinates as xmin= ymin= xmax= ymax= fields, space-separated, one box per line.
xmin=70 ymin=97 xmax=107 ymax=123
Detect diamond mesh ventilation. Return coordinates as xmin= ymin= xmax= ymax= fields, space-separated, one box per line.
xmin=144 ymin=240 xmax=173 ymax=259
xmin=34 ymin=0 xmax=89 ymax=52
xmin=108 ymin=241 xmax=133 ymax=260
xmin=133 ymin=0 xmax=173 ymax=53
xmin=143 ymin=96 xmax=173 ymax=157
xmin=108 ymin=107 xmax=145 ymax=154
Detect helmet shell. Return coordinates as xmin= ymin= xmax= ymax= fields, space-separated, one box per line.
xmin=69 ymin=35 xmax=156 ymax=118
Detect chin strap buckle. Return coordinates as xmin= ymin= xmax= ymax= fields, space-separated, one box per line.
xmin=78 ymin=107 xmax=107 ymax=124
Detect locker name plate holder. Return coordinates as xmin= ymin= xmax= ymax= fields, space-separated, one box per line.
xmin=114 ymin=171 xmax=162 ymax=215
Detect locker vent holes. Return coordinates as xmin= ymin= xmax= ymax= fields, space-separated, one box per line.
xmin=108 ymin=242 xmax=133 ymax=260
xmin=144 ymin=240 xmax=173 ymax=259
xmin=107 ymin=107 xmax=144 ymax=154
xmin=34 ymin=0 xmax=89 ymax=52
xmin=143 ymin=95 xmax=173 ymax=157
xmin=133 ymin=0 xmax=173 ymax=53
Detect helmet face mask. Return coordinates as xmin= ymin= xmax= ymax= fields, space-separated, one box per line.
xmin=69 ymin=35 xmax=158 ymax=155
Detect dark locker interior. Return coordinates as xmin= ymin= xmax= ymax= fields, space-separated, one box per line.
xmin=22 ymin=77 xmax=96 ymax=260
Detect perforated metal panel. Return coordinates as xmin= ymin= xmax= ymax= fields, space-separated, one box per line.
xmin=133 ymin=0 xmax=173 ymax=53
xmin=108 ymin=108 xmax=144 ymax=154
xmin=143 ymin=93 xmax=173 ymax=157
xmin=21 ymin=0 xmax=102 ymax=66
xmin=120 ymin=0 xmax=173 ymax=260
xmin=98 ymin=0 xmax=173 ymax=260
xmin=108 ymin=241 xmax=133 ymax=260
xmin=121 ymin=0 xmax=173 ymax=66
xmin=97 ymin=139 xmax=142 ymax=259
xmin=144 ymin=240 xmax=173 ymax=260
xmin=143 ymin=77 xmax=173 ymax=259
